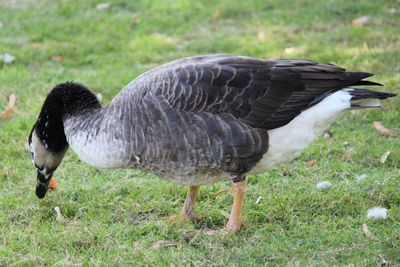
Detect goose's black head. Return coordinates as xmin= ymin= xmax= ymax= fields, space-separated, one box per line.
xmin=29 ymin=82 xmax=101 ymax=198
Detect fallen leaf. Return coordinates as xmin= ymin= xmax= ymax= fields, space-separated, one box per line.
xmin=258 ymin=32 xmax=266 ymax=41
xmin=151 ymin=240 xmax=177 ymax=249
xmin=54 ymin=206 xmax=65 ymax=222
xmin=130 ymin=18 xmax=140 ymax=27
xmin=305 ymin=160 xmax=316 ymax=167
xmin=352 ymin=16 xmax=369 ymax=25
xmin=204 ymin=228 xmax=217 ymax=235
xmin=373 ymin=121 xmax=396 ymax=137
xmin=211 ymin=188 xmax=228 ymax=198
xmin=96 ymin=2 xmax=111 ymax=10
xmin=379 ymin=151 xmax=391 ymax=164
xmin=212 ymin=9 xmax=221 ymax=20
xmin=96 ymin=17 xmax=105 ymax=23
xmin=51 ymin=55 xmax=65 ymax=62
xmin=0 ymin=94 xmax=17 ymax=119
xmin=31 ymin=42 xmax=42 ymax=47
xmin=362 ymin=223 xmax=372 ymax=238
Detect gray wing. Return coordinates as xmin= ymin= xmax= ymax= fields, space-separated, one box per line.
xmin=129 ymin=95 xmax=268 ymax=179
xmin=119 ymin=54 xmax=376 ymax=130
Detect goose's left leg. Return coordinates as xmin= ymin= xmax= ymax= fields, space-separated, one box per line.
xmin=167 ymin=186 xmax=200 ymax=222
xmin=180 ymin=185 xmax=200 ymax=219
xmin=225 ymin=179 xmax=246 ymax=232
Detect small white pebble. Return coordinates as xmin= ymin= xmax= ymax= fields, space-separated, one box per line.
xmin=1 ymin=53 xmax=16 ymax=63
xmin=317 ymin=181 xmax=332 ymax=189
xmin=367 ymin=207 xmax=387 ymax=219
xmin=323 ymin=131 xmax=332 ymax=138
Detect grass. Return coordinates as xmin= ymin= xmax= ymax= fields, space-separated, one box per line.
xmin=0 ymin=0 xmax=399 ymax=265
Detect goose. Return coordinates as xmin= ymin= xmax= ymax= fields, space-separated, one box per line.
xmin=28 ymin=54 xmax=396 ymax=232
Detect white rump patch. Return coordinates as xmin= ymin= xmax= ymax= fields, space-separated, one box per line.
xmin=251 ymin=90 xmax=352 ymax=174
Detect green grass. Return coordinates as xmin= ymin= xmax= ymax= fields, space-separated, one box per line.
xmin=0 ymin=0 xmax=399 ymax=265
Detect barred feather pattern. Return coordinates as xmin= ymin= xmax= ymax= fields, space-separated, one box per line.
xmin=60 ymin=54 xmax=386 ymax=185
xmin=115 ymin=54 xmax=373 ymax=130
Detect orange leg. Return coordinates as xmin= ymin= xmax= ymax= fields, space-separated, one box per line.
xmin=180 ymin=185 xmax=200 ymax=219
xmin=226 ymin=179 xmax=246 ymax=232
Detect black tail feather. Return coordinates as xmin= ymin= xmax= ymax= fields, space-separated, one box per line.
xmin=348 ymin=88 xmax=397 ymax=100
xmin=352 ymin=80 xmax=383 ymax=86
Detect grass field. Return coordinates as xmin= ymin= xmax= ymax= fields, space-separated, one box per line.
xmin=0 ymin=0 xmax=399 ymax=265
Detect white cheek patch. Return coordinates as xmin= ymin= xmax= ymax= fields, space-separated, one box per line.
xmin=30 ymin=129 xmax=67 ymax=171
xmin=37 ymin=167 xmax=53 ymax=179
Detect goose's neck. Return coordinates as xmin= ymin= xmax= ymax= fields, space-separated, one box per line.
xmin=34 ymin=82 xmax=102 ymax=153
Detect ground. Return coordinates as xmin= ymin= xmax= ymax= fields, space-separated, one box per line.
xmin=0 ymin=0 xmax=399 ymax=265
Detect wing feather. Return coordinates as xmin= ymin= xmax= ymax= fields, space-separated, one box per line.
xmin=119 ymin=54 xmax=376 ymax=130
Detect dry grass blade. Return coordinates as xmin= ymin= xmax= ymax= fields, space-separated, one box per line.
xmin=373 ymin=122 xmax=396 ymax=137
xmin=211 ymin=188 xmax=228 ymax=198
xmin=379 ymin=255 xmax=389 ymax=267
xmin=362 ymin=223 xmax=372 ymax=238
xmin=212 ymin=9 xmax=221 ymax=20
xmin=151 ymin=240 xmax=177 ymax=249
xmin=219 ymin=210 xmax=230 ymax=219
xmin=0 ymin=94 xmax=17 ymax=119
xmin=51 ymin=55 xmax=65 ymax=62
xmin=379 ymin=151 xmax=391 ymax=164
xmin=54 ymin=207 xmax=65 ymax=222
xmin=258 ymin=32 xmax=266 ymax=41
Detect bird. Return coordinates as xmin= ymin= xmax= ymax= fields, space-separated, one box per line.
xmin=28 ymin=54 xmax=396 ymax=232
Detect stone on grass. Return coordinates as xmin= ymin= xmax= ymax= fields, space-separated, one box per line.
xmin=1 ymin=53 xmax=16 ymax=63
xmin=367 ymin=207 xmax=387 ymax=219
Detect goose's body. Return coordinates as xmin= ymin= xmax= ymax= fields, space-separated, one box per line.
xmin=29 ymin=54 xmax=396 ymax=231
xmin=64 ymin=89 xmax=352 ymax=182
